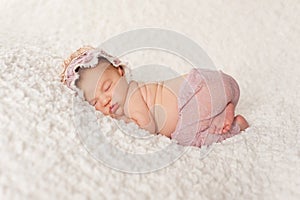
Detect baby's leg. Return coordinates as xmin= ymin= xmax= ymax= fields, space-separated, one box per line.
xmin=208 ymin=108 xmax=249 ymax=134
xmin=208 ymin=102 xmax=234 ymax=134
xmin=188 ymin=69 xmax=241 ymax=134
xmin=222 ymin=102 xmax=235 ymax=133
xmin=218 ymin=72 xmax=241 ymax=133
xmin=233 ymin=115 xmax=249 ymax=131
xmin=200 ymin=115 xmax=248 ymax=146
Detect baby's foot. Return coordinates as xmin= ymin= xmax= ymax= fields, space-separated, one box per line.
xmin=233 ymin=114 xmax=249 ymax=131
xmin=222 ymin=103 xmax=235 ymax=134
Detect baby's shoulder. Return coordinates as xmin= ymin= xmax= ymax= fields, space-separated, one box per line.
xmin=127 ymin=80 xmax=140 ymax=95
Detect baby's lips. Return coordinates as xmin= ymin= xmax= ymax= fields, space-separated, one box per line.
xmin=109 ymin=103 xmax=119 ymax=114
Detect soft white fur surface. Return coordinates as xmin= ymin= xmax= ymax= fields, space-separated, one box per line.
xmin=0 ymin=0 xmax=300 ymax=199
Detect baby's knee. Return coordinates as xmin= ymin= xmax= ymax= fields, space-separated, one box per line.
xmin=221 ymin=73 xmax=240 ymax=105
xmin=230 ymin=77 xmax=240 ymax=105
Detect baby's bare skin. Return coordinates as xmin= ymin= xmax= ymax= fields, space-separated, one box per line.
xmin=124 ymin=74 xmax=188 ymax=137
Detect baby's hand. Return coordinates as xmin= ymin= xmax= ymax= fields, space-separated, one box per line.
xmin=208 ymin=102 xmax=234 ymax=134
xmin=117 ymin=115 xmax=136 ymax=124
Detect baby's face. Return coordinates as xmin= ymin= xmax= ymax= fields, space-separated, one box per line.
xmin=76 ymin=60 xmax=129 ymax=118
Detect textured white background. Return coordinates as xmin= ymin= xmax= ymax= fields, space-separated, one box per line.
xmin=0 ymin=0 xmax=300 ymax=199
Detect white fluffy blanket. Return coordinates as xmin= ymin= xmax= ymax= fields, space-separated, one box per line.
xmin=0 ymin=0 xmax=299 ymax=199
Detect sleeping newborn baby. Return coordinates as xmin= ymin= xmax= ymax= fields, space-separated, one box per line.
xmin=61 ymin=46 xmax=249 ymax=147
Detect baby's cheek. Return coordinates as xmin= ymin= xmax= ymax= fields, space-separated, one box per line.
xmin=113 ymin=78 xmax=128 ymax=101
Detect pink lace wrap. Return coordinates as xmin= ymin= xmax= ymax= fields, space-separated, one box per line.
xmin=171 ymin=68 xmax=241 ymax=147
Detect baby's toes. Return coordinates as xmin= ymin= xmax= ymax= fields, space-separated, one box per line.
xmin=222 ymin=125 xmax=230 ymax=134
xmin=222 ymin=129 xmax=228 ymax=134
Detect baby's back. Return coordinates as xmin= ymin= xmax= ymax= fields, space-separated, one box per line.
xmin=137 ymin=74 xmax=188 ymax=137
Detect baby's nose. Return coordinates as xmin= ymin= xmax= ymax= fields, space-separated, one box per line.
xmin=101 ymin=96 xmax=111 ymax=107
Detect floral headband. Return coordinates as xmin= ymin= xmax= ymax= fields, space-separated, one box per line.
xmin=63 ymin=47 xmax=130 ymax=92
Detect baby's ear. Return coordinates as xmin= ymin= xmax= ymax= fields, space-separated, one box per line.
xmin=118 ymin=66 xmax=125 ymax=76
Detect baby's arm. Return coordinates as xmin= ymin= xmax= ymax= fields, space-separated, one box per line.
xmin=129 ymin=96 xmax=157 ymax=134
xmin=113 ymin=112 xmax=156 ymax=133
xmin=131 ymin=108 xmax=157 ymax=134
xmin=117 ymin=115 xmax=136 ymax=124
xmin=126 ymin=82 xmax=157 ymax=134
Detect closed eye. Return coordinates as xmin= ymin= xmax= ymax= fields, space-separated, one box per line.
xmin=105 ymin=84 xmax=111 ymax=92
xmin=101 ymin=80 xmax=112 ymax=92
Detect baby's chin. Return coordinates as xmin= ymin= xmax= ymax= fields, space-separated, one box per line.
xmin=111 ymin=106 xmax=125 ymax=118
